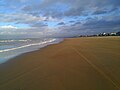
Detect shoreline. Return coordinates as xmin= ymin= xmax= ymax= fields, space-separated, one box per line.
xmin=0 ymin=36 xmax=120 ymax=90
xmin=0 ymin=38 xmax=64 ymax=65
xmin=1 ymin=36 xmax=119 ymax=65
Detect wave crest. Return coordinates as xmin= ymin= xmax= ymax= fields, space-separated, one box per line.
xmin=0 ymin=39 xmax=56 ymax=53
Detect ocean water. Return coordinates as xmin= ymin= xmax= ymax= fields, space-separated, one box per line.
xmin=0 ymin=38 xmax=63 ymax=64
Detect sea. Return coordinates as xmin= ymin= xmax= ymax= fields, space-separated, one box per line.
xmin=0 ymin=38 xmax=63 ymax=64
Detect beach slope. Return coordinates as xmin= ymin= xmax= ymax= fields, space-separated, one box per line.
xmin=0 ymin=36 xmax=120 ymax=90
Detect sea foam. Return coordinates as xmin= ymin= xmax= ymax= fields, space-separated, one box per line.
xmin=0 ymin=38 xmax=62 ymax=64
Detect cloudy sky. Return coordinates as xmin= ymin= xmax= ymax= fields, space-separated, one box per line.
xmin=0 ymin=0 xmax=120 ymax=38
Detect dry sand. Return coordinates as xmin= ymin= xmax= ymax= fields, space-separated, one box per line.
xmin=0 ymin=36 xmax=120 ymax=90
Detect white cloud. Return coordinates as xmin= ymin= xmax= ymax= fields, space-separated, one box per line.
xmin=0 ymin=13 xmax=61 ymax=26
xmin=0 ymin=13 xmax=46 ymax=24
xmin=0 ymin=25 xmax=18 ymax=29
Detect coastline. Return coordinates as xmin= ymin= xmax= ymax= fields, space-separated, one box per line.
xmin=0 ymin=38 xmax=63 ymax=64
xmin=0 ymin=36 xmax=120 ymax=90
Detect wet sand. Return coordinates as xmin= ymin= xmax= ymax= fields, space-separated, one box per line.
xmin=0 ymin=36 xmax=120 ymax=90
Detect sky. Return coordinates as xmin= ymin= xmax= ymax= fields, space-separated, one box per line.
xmin=0 ymin=0 xmax=120 ymax=38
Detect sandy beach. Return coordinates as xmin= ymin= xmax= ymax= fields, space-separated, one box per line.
xmin=0 ymin=36 xmax=120 ymax=90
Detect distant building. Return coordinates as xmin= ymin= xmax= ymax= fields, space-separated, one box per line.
xmin=78 ymin=31 xmax=120 ymax=37
xmin=110 ymin=32 xmax=116 ymax=36
xmin=116 ymin=32 xmax=120 ymax=36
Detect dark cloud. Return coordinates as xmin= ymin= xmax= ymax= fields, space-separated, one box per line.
xmin=69 ymin=21 xmax=75 ymax=23
xmin=71 ymin=17 xmax=120 ymax=35
xmin=71 ymin=21 xmax=81 ymax=26
xmin=30 ymin=22 xmax=48 ymax=27
xmin=53 ymin=14 xmax=120 ymax=37
xmin=75 ymin=21 xmax=81 ymax=25
xmin=57 ymin=22 xmax=65 ymax=25
xmin=84 ymin=20 xmax=120 ymax=28
xmin=93 ymin=10 xmax=107 ymax=15
xmin=64 ymin=7 xmax=84 ymax=16
xmin=20 ymin=0 xmax=120 ymax=18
